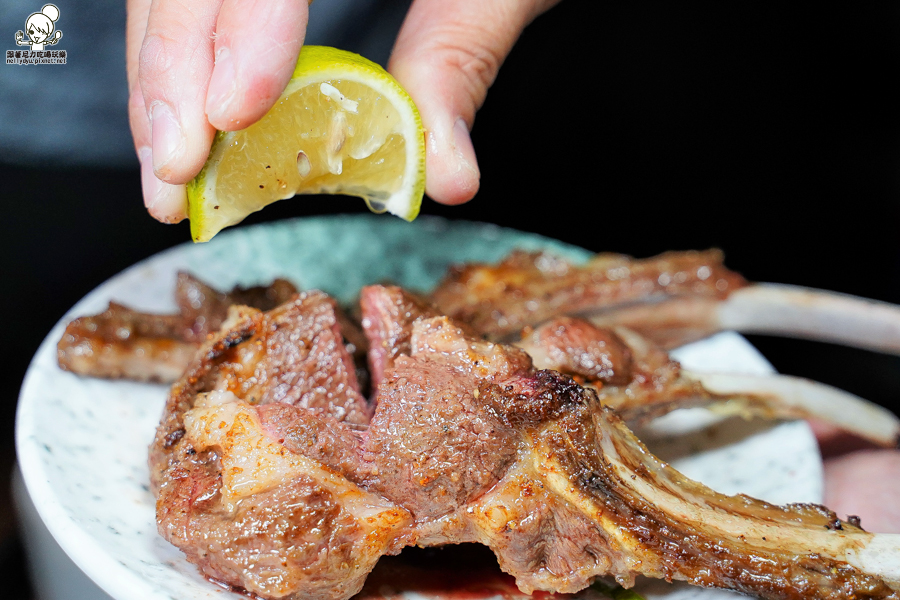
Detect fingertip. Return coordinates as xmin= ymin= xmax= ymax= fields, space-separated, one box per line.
xmin=138 ymin=0 xmax=220 ymax=184
xmin=145 ymin=96 xmax=214 ymax=184
xmin=128 ymin=86 xmax=151 ymax=150
xmin=140 ymin=146 xmax=188 ymax=223
xmin=425 ymin=117 xmax=480 ymax=205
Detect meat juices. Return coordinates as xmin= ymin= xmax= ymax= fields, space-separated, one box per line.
xmin=151 ymin=285 xmax=900 ymax=600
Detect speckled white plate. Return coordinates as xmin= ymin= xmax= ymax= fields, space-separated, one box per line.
xmin=16 ymin=215 xmax=823 ymax=600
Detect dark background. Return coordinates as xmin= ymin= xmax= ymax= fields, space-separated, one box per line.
xmin=2 ymin=1 xmax=900 ymax=596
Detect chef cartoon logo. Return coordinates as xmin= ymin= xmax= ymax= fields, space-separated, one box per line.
xmin=6 ymin=4 xmax=67 ymax=64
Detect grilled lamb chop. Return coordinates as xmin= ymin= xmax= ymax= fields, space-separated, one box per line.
xmin=175 ymin=272 xmax=298 ymax=342
xmin=362 ymin=286 xmax=899 ymax=446
xmin=429 ymin=249 xmax=747 ymax=341
xmin=152 ymin=293 xmax=389 ymax=599
xmin=56 ymin=302 xmax=198 ymax=383
xmin=430 ymin=249 xmax=900 ymax=356
xmin=150 ymin=290 xmax=369 ymax=477
xmin=518 ymin=316 xmax=900 ymax=446
xmin=153 ymin=289 xmax=900 ymax=600
xmin=57 ymin=273 xmax=298 ymax=382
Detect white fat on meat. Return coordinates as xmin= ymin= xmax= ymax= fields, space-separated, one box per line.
xmin=183 ymin=395 xmax=409 ymax=526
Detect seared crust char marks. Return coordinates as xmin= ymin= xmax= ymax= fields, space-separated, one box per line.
xmin=57 ymin=273 xmax=299 ymax=382
xmin=429 ymin=249 xmax=748 ymax=339
xmin=57 ymin=302 xmax=198 ymax=383
xmin=538 ymin=406 xmax=893 ymax=598
xmin=150 ymin=292 xmax=369 ymax=489
xmin=519 ymin=318 xmax=709 ymax=421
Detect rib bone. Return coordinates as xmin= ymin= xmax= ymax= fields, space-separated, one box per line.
xmin=688 ymin=371 xmax=900 ymax=447
xmin=527 ymin=406 xmax=900 ymax=593
xmin=718 ymin=284 xmax=900 ymax=355
xmin=517 ymin=316 xmax=900 ymax=447
xmin=430 ymin=249 xmax=900 ymax=357
xmin=588 ymin=284 xmax=900 ymax=354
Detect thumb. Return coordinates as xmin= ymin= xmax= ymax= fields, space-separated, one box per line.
xmin=389 ymin=0 xmax=561 ymax=205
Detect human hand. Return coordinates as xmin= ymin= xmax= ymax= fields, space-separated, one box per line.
xmin=387 ymin=0 xmax=562 ymax=207
xmin=127 ymin=0 xmax=562 ymax=223
xmin=126 ymin=0 xmax=311 ymax=223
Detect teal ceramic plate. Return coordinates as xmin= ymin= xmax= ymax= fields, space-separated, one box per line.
xmin=16 ymin=215 xmax=821 ymax=600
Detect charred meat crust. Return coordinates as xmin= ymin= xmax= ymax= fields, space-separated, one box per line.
xmin=57 ymin=274 xmax=299 ymax=382
xmin=56 ymin=303 xmax=199 ymax=383
xmin=150 ymin=292 xmax=370 ymax=490
xmin=429 ymin=249 xmax=748 ymax=340
xmin=554 ymin=406 xmax=895 ymax=599
xmin=519 ymin=318 xmax=712 ymax=421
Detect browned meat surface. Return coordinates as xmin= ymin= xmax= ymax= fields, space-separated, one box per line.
xmin=518 ymin=317 xmax=709 ymax=421
xmin=57 ymin=274 xmax=298 ymax=382
xmin=155 ymin=435 xmax=404 ymax=600
xmin=153 ymin=288 xmax=899 ymax=600
xmin=56 ymin=302 xmax=199 ymax=383
xmin=361 ymin=317 xmax=530 ymax=520
xmin=152 ymin=294 xmax=399 ymax=600
xmin=257 ymin=402 xmax=363 ymax=480
xmin=150 ymin=290 xmax=370 ymax=485
xmin=517 ymin=317 xmax=900 ymax=447
xmin=429 ymin=249 xmax=748 ymax=340
xmin=175 ymin=272 xmax=298 ymax=341
xmin=516 ymin=317 xmax=634 ymax=386
xmin=359 ymin=287 xmax=899 ymax=444
xmin=359 ymin=285 xmax=439 ymax=394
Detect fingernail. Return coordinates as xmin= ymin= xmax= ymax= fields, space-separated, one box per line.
xmin=452 ymin=118 xmax=480 ymax=179
xmin=140 ymin=146 xmax=187 ymax=223
xmin=207 ymin=47 xmax=236 ymax=123
xmin=150 ymin=102 xmax=185 ymax=175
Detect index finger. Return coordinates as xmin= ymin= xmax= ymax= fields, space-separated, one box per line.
xmin=138 ymin=0 xmax=222 ymax=182
xmin=126 ymin=0 xmax=190 ymax=222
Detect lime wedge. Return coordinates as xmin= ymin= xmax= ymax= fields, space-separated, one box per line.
xmin=188 ymin=46 xmax=425 ymax=242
